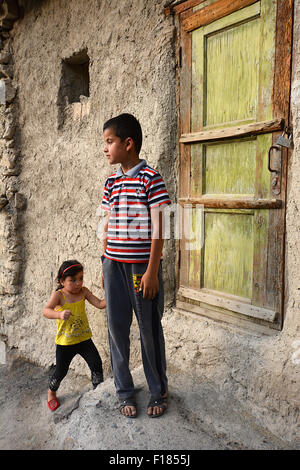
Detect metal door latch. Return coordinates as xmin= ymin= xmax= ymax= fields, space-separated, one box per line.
xmin=267 ymin=126 xmax=292 ymax=196
xmin=276 ymin=127 xmax=293 ymax=148
xmin=268 ymin=145 xmax=281 ymax=195
xmin=268 ymin=145 xmax=281 ymax=175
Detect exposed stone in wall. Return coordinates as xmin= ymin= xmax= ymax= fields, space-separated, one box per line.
xmin=0 ymin=0 xmax=19 ymax=31
xmin=0 ymin=0 xmax=25 ymax=344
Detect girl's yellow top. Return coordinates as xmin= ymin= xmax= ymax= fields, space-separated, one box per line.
xmin=54 ymin=290 xmax=92 ymax=346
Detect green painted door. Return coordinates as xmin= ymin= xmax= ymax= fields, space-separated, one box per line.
xmin=177 ymin=0 xmax=293 ymax=329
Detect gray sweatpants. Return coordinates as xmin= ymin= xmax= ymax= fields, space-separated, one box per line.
xmin=102 ymin=256 xmax=168 ymax=401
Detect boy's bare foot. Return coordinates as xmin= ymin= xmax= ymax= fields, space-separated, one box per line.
xmin=120 ymin=405 xmax=137 ymax=417
xmin=119 ymin=398 xmax=137 ymax=418
xmin=147 ymin=391 xmax=168 ymax=417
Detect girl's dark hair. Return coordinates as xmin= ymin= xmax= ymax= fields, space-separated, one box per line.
xmin=56 ymin=260 xmax=83 ymax=290
xmin=103 ymin=113 xmax=143 ymax=154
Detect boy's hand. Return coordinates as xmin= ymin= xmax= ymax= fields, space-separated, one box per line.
xmin=59 ymin=310 xmax=72 ymax=320
xmin=140 ymin=271 xmax=159 ymax=299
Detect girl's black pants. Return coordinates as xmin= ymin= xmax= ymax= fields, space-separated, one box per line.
xmin=49 ymin=339 xmax=103 ymax=391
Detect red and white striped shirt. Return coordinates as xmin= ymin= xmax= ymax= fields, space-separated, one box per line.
xmin=101 ymin=160 xmax=171 ymax=263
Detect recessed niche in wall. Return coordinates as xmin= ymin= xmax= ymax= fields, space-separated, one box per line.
xmin=57 ymin=49 xmax=90 ymax=129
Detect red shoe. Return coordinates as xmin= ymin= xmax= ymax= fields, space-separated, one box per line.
xmin=47 ymin=397 xmax=60 ymax=411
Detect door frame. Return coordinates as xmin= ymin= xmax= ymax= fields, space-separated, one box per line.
xmin=169 ymin=0 xmax=294 ymax=332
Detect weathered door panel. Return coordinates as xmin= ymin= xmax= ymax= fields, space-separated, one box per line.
xmin=177 ymin=0 xmax=293 ymax=329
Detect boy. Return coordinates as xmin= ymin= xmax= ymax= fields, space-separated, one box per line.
xmin=100 ymin=113 xmax=170 ymax=418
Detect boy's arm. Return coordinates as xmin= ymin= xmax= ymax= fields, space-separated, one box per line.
xmin=102 ymin=210 xmax=109 ymax=254
xmin=83 ymin=287 xmax=106 ymax=309
xmin=101 ymin=210 xmax=110 ymax=290
xmin=140 ymin=207 xmax=164 ymax=299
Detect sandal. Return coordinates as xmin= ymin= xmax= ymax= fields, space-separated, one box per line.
xmin=119 ymin=397 xmax=137 ymax=418
xmin=147 ymin=396 xmax=167 ymax=418
xmin=47 ymin=397 xmax=60 ymax=412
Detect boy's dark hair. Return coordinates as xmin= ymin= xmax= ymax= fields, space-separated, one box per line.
xmin=56 ymin=260 xmax=83 ymax=290
xmin=103 ymin=113 xmax=143 ymax=154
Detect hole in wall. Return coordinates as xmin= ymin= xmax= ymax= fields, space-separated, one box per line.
xmin=57 ymin=49 xmax=90 ymax=129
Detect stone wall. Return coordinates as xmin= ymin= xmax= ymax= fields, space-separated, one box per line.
xmin=0 ymin=0 xmax=25 ymax=351
xmin=0 ymin=0 xmax=299 ymax=445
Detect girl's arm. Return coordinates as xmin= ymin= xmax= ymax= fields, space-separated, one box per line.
xmin=42 ymin=291 xmax=72 ymax=320
xmin=83 ymin=287 xmax=106 ymax=309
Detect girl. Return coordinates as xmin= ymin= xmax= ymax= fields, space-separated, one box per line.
xmin=43 ymin=260 xmax=106 ymax=411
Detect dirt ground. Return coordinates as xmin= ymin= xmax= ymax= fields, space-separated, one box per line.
xmin=0 ymin=348 xmax=91 ymax=450
xmin=1 ymin=348 xmax=299 ymax=452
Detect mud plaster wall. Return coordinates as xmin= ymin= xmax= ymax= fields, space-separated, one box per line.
xmin=0 ymin=0 xmax=300 ymax=444
xmin=0 ymin=0 xmax=177 ymax=375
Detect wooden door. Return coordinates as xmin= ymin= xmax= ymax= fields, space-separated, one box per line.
xmin=176 ymin=0 xmax=293 ymax=330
